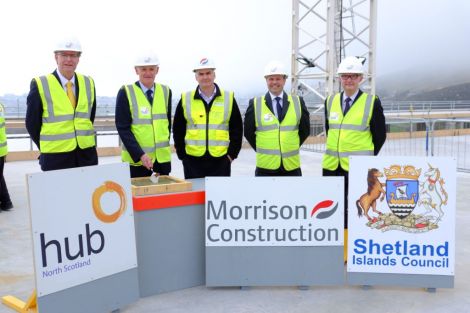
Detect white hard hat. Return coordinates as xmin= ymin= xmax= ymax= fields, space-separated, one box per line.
xmin=264 ymin=61 xmax=288 ymax=77
xmin=337 ymin=56 xmax=364 ymax=74
xmin=134 ymin=52 xmax=160 ymax=67
xmin=54 ymin=36 xmax=82 ymax=53
xmin=193 ymin=57 xmax=216 ymax=72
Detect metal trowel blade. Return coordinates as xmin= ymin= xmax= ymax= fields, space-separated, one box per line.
xmin=150 ymin=173 xmax=159 ymax=183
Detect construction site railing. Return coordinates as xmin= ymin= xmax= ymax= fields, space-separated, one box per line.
xmin=430 ymin=119 xmax=470 ymax=172
xmin=6 ymin=118 xmax=470 ymax=172
xmin=306 ymin=100 xmax=470 ymax=114
xmin=302 ymin=116 xmax=470 ymax=172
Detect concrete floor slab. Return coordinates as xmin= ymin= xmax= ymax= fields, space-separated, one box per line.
xmin=1 ymin=149 xmax=469 ymax=313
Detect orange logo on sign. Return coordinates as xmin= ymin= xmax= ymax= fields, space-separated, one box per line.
xmin=92 ymin=181 xmax=127 ymax=223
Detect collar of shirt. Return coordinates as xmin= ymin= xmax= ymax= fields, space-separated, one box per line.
xmin=269 ymin=91 xmax=284 ymax=105
xmin=139 ymin=82 xmax=154 ymax=95
xmin=343 ymin=90 xmax=359 ymax=106
xmin=198 ymin=86 xmax=217 ymax=104
xmin=56 ymin=69 xmax=75 ymax=93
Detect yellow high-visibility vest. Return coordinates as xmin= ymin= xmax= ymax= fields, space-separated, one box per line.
xmin=322 ymin=92 xmax=375 ymax=171
xmin=254 ymin=95 xmax=301 ymax=171
xmin=182 ymin=90 xmax=233 ymax=157
xmin=121 ymin=83 xmax=171 ymax=166
xmin=0 ymin=103 xmax=7 ymax=157
xmin=35 ymin=74 xmax=96 ymax=153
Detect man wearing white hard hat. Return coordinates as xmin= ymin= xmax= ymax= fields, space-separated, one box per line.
xmin=115 ymin=52 xmax=172 ymax=178
xmin=244 ymin=61 xmax=310 ymax=176
xmin=173 ymin=57 xmax=243 ymax=178
xmin=26 ymin=36 xmax=98 ymax=171
xmin=322 ymin=56 xmax=386 ymax=260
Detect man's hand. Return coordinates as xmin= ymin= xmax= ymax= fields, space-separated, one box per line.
xmin=140 ymin=154 xmax=153 ymax=170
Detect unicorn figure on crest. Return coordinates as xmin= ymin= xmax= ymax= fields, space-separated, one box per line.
xmin=419 ymin=163 xmax=448 ymax=223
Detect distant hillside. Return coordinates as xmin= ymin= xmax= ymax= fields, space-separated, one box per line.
xmin=376 ymin=64 xmax=470 ymax=100
xmin=393 ymin=82 xmax=470 ymax=101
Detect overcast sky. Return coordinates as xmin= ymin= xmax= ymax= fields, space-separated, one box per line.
xmin=1 ymin=0 xmax=469 ymax=97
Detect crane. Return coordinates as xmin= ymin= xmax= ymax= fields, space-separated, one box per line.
xmin=291 ymin=0 xmax=377 ymax=110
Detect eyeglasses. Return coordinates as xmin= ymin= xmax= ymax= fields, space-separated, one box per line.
xmin=340 ymin=74 xmax=360 ymax=80
xmin=57 ymin=52 xmax=81 ymax=59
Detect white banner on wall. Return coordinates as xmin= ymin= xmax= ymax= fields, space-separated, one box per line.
xmin=206 ymin=177 xmax=344 ymax=247
xmin=347 ymin=156 xmax=456 ymax=276
xmin=28 ymin=163 xmax=138 ymax=297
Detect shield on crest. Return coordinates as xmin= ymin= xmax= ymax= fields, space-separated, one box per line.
xmin=386 ymin=179 xmax=419 ymax=219
xmin=384 ymin=165 xmax=421 ymax=219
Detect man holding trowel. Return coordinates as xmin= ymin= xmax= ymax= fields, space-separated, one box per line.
xmin=115 ymin=51 xmax=172 ymax=178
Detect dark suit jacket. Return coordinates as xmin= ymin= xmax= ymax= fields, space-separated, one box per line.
xmin=26 ymin=70 xmax=98 ymax=171
xmin=243 ymin=91 xmax=311 ymax=174
xmin=115 ymin=81 xmax=172 ymax=175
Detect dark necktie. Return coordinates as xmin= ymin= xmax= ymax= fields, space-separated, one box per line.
xmin=146 ymin=89 xmax=153 ymax=104
xmin=275 ymin=96 xmax=282 ymax=120
xmin=344 ymin=97 xmax=351 ymax=115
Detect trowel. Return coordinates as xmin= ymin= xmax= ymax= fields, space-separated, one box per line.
xmin=150 ymin=170 xmax=159 ymax=184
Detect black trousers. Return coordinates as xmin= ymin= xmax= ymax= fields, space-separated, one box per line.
xmin=182 ymin=156 xmax=231 ymax=179
xmin=323 ymin=166 xmax=349 ymax=228
xmin=255 ymin=167 xmax=302 ymax=176
xmin=0 ymin=156 xmax=11 ymax=205
xmin=130 ymin=166 xmax=153 ymax=178
xmin=129 ymin=162 xmax=171 ymax=178
xmin=39 ymin=147 xmax=98 ymax=171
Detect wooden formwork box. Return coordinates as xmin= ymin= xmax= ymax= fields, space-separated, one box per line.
xmin=131 ymin=175 xmax=192 ymax=196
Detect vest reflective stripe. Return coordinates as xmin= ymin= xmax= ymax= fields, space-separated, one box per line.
xmin=42 ymin=114 xmax=74 ymax=123
xmin=282 ymin=149 xmax=300 ymax=158
xmin=322 ymin=92 xmax=375 ymax=171
xmin=254 ymin=95 xmax=301 ymax=171
xmin=122 ymin=141 xmax=170 ymax=152
xmin=182 ymin=89 xmax=232 ymax=157
xmin=155 ymin=141 xmax=170 ymax=148
xmin=37 ymin=74 xmax=96 ymax=153
xmin=328 ymin=124 xmax=370 ymax=131
xmin=153 ymin=114 xmax=167 ymax=119
xmin=185 ymin=139 xmax=229 ymax=146
xmin=0 ymin=104 xmax=7 ymax=157
xmin=324 ymin=150 xmax=373 ymax=157
xmin=187 ymin=124 xmax=229 ymax=131
xmin=121 ymin=83 xmax=171 ymax=166
xmin=256 ymin=147 xmax=280 ymax=156
xmin=255 ymin=147 xmax=299 ymax=159
xmin=256 ymin=124 xmax=278 ymax=131
xmin=76 ymin=130 xmax=95 ymax=136
xmin=40 ymin=133 xmax=76 ymax=141
xmin=280 ymin=125 xmax=299 ymax=131
xmin=75 ymin=112 xmax=91 ymax=119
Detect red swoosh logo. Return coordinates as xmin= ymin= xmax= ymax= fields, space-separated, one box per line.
xmin=311 ymin=200 xmax=334 ymax=217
